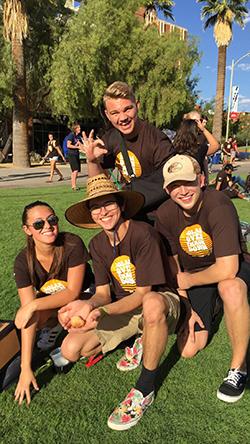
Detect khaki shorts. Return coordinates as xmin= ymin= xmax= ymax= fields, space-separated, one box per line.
xmin=95 ymin=291 xmax=180 ymax=354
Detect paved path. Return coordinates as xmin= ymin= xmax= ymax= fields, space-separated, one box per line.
xmin=0 ymin=159 xmax=250 ymax=189
xmin=0 ymin=162 xmax=88 ymax=189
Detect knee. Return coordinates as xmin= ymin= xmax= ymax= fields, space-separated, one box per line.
xmin=143 ymin=292 xmax=166 ymax=325
xmin=61 ymin=336 xmax=81 ymax=362
xmin=218 ymin=278 xmax=247 ymax=309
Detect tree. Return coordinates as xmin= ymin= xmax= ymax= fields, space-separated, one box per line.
xmin=1 ymin=1 xmax=69 ymax=165
xmin=49 ymin=0 xmax=199 ymax=127
xmin=197 ymin=0 xmax=248 ymax=142
xmin=3 ymin=0 xmax=29 ymax=167
xmin=144 ymin=1 xmax=174 ymax=21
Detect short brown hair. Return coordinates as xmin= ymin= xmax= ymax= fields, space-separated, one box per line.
xmin=103 ymin=81 xmax=136 ymax=106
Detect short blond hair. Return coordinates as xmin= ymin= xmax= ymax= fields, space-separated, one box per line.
xmin=103 ymin=81 xmax=136 ymax=106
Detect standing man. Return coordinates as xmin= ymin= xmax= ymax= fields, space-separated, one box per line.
xmin=59 ymin=173 xmax=182 ymax=430
xmin=80 ymin=81 xmax=174 ymax=213
xmin=67 ymin=123 xmax=82 ymax=191
xmin=155 ymin=154 xmax=250 ymax=403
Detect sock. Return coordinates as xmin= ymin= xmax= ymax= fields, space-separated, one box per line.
xmin=135 ymin=364 xmax=157 ymax=397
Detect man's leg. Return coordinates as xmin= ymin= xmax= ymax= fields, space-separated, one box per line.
xmin=107 ymin=291 xmax=179 ymax=431
xmin=61 ymin=330 xmax=101 ymax=362
xmin=217 ymin=276 xmax=249 ymax=402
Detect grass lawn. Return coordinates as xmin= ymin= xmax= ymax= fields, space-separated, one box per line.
xmin=0 ymin=185 xmax=250 ymax=444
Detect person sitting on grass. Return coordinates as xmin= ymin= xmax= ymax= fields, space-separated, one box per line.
xmin=14 ymin=200 xmax=93 ymax=405
xmin=59 ymin=173 xmax=186 ymax=431
xmin=215 ymin=163 xmax=248 ymax=200
xmin=155 ymin=154 xmax=250 ymax=404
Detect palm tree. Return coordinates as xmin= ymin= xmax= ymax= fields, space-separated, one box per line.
xmin=197 ymin=0 xmax=248 ymax=142
xmin=144 ymin=1 xmax=175 ymax=21
xmin=3 ymin=0 xmax=30 ymax=167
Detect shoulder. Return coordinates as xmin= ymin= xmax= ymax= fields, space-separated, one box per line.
xmin=156 ymin=198 xmax=176 ymax=220
xmin=59 ymin=232 xmax=86 ymax=249
xmin=14 ymin=248 xmax=27 ymax=269
xmin=129 ymin=220 xmax=161 ymax=242
xmin=89 ymin=231 xmax=106 ymax=249
xmin=203 ymin=189 xmax=234 ymax=209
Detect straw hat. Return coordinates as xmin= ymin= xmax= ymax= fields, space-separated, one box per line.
xmin=65 ymin=173 xmax=144 ymax=228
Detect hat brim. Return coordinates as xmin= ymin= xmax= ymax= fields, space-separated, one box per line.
xmin=65 ymin=189 xmax=145 ymax=229
xmin=163 ymin=172 xmax=197 ymax=188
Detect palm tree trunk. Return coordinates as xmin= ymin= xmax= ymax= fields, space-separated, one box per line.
xmin=12 ymin=38 xmax=30 ymax=167
xmin=212 ymin=45 xmax=227 ymax=142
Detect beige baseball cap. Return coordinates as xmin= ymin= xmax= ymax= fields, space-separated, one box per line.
xmin=163 ymin=154 xmax=200 ymax=188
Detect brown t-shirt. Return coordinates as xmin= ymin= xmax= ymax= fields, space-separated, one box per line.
xmin=155 ymin=189 xmax=242 ymax=272
xmin=14 ymin=232 xmax=91 ymax=293
xmin=215 ymin=170 xmax=231 ymax=190
xmin=89 ymin=220 xmax=173 ymax=300
xmin=101 ymin=119 xmax=174 ymax=182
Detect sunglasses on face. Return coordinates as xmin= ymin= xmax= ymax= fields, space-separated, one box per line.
xmin=27 ymin=214 xmax=59 ymax=230
xmin=90 ymin=202 xmax=118 ymax=215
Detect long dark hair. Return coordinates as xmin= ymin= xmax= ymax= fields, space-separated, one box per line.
xmin=22 ymin=201 xmax=64 ymax=287
xmin=173 ymin=119 xmax=200 ymax=158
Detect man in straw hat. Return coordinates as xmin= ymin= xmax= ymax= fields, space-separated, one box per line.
xmin=59 ymin=173 xmax=184 ymax=430
xmin=155 ymin=154 xmax=250 ymax=404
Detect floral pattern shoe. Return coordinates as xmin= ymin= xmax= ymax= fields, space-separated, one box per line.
xmin=116 ymin=336 xmax=143 ymax=371
xmin=107 ymin=388 xmax=154 ymax=430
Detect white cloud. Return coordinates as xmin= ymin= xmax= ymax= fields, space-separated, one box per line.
xmin=237 ymin=63 xmax=250 ymax=71
xmin=239 ymin=98 xmax=250 ymax=105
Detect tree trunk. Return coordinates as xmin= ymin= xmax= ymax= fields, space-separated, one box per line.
xmin=12 ymin=38 xmax=30 ymax=167
xmin=212 ymin=45 xmax=227 ymax=143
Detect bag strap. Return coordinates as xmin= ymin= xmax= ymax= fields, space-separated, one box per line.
xmin=116 ymin=130 xmax=136 ymax=179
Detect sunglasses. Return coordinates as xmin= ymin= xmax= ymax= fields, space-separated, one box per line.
xmin=27 ymin=214 xmax=59 ymax=230
xmin=90 ymin=202 xmax=118 ymax=215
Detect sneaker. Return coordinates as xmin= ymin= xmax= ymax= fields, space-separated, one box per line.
xmin=116 ymin=336 xmax=143 ymax=371
xmin=37 ymin=324 xmax=63 ymax=351
xmin=107 ymin=388 xmax=154 ymax=431
xmin=217 ymin=368 xmax=247 ymax=403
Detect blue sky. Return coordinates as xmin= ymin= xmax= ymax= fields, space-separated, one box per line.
xmin=160 ymin=1 xmax=250 ymax=112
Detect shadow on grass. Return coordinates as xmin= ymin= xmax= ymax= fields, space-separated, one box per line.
xmin=155 ymin=341 xmax=180 ymax=396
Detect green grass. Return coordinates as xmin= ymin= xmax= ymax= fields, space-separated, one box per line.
xmin=0 ymin=185 xmax=250 ymax=444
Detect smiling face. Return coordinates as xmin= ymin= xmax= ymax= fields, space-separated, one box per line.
xmin=166 ymin=175 xmax=204 ymax=214
xmin=104 ymin=97 xmax=138 ymax=135
xmin=89 ymin=195 xmax=123 ymax=232
xmin=23 ymin=205 xmax=59 ymax=245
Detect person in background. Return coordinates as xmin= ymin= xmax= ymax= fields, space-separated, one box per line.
xmin=42 ymin=133 xmax=66 ymax=183
xmin=67 ymin=123 xmax=83 ymax=191
xmin=14 ymin=200 xmax=93 ymax=405
xmin=230 ymin=137 xmax=239 ymax=166
xmin=215 ymin=163 xmax=248 ymax=200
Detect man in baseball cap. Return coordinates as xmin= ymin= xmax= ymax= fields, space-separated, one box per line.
xmin=156 ymin=154 xmax=250 ymax=404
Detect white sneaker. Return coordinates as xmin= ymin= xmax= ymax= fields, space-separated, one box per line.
xmin=37 ymin=324 xmax=63 ymax=351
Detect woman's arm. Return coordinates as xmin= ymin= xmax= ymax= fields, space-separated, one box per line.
xmin=55 ymin=145 xmax=66 ymax=162
xmin=15 ymin=264 xmax=86 ymax=329
xmin=15 ymin=286 xmax=39 ymax=405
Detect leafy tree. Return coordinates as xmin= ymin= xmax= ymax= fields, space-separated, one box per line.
xmin=197 ymin=0 xmax=248 ymax=142
xmin=0 ymin=0 xmax=69 ymax=166
xmin=49 ymin=0 xmax=199 ymax=127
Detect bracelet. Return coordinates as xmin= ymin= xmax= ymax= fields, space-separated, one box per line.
xmin=98 ymin=306 xmax=109 ymax=319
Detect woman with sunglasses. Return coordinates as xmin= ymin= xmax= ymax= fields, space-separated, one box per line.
xmin=13 ymin=200 xmax=93 ymax=405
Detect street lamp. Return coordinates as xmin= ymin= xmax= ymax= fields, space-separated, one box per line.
xmin=225 ymin=51 xmax=250 ymax=141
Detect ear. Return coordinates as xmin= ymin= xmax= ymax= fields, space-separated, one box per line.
xmin=136 ymin=100 xmax=140 ymax=110
xmin=104 ymin=109 xmax=111 ymax=122
xmin=199 ymin=174 xmax=205 ymax=188
xmin=164 ymin=186 xmax=170 ymax=196
xmin=23 ymin=225 xmax=32 ymax=237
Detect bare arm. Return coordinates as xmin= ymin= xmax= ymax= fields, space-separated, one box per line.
xmin=177 ymin=255 xmax=239 ymax=290
xmin=15 ymin=264 xmax=86 ymax=329
xmin=103 ymin=285 xmax=151 ymax=315
xmin=216 ymin=180 xmax=222 ymax=191
xmin=55 ymin=145 xmax=66 ymax=162
xmin=15 ymin=286 xmax=39 ymax=405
